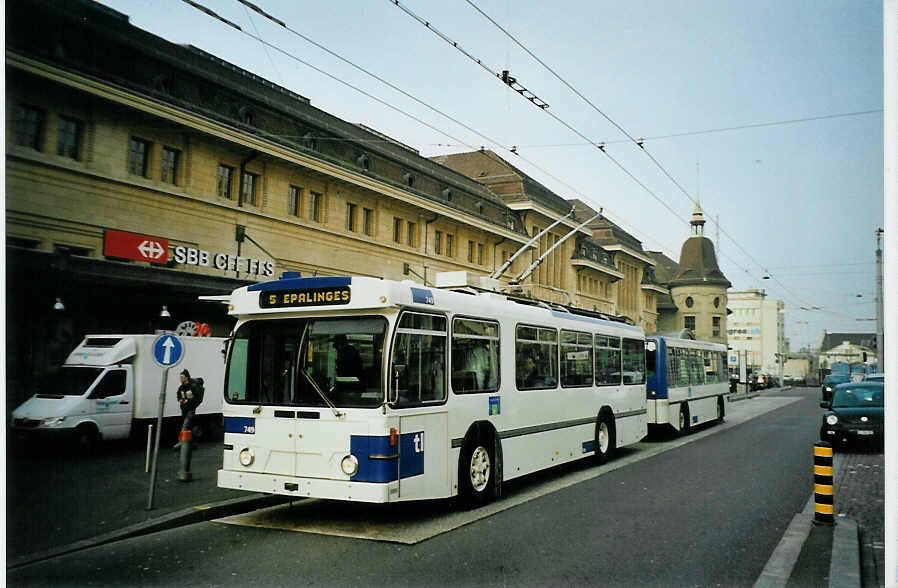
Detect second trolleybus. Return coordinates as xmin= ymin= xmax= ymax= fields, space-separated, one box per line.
xmin=216 ymin=272 xmax=648 ymax=505
xmin=645 ymin=335 xmax=728 ymax=434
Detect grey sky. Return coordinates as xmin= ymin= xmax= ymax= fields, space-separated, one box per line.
xmin=98 ymin=0 xmax=884 ymax=351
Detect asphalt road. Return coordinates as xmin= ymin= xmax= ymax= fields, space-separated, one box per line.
xmin=9 ymin=388 xmax=821 ymax=587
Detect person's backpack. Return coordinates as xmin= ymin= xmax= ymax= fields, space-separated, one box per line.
xmin=191 ymin=378 xmax=205 ymax=407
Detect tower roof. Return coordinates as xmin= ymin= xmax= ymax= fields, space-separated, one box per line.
xmin=671 ymin=235 xmax=731 ymax=287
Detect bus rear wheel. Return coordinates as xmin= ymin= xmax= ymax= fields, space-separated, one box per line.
xmin=458 ymin=434 xmax=497 ymax=508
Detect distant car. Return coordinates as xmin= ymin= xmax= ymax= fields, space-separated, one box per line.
xmin=820 ymin=382 xmax=884 ymax=450
xmin=863 ymin=373 xmax=885 ymax=383
xmin=821 ymin=374 xmax=850 ymax=402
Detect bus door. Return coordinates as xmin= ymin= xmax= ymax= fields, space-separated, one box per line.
xmin=391 ymin=311 xmax=450 ymax=499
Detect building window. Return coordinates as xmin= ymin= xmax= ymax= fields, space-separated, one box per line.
xmin=685 ymin=296 xmax=694 ymax=308
xmin=363 ymin=208 xmax=374 ymax=236
xmin=393 ymin=218 xmax=403 ymax=243
xmin=477 ymin=243 xmax=484 ymax=265
xmin=446 ymin=234 xmax=454 ymax=257
xmin=57 ymin=116 xmax=82 ymax=160
xmin=407 ymin=221 xmax=416 ymax=247
xmin=309 ymin=191 xmax=322 ymax=222
xmin=712 ymin=316 xmax=721 ymax=338
xmin=288 ymin=185 xmax=302 ymax=216
xmin=684 ymin=315 xmax=696 ymax=331
xmin=128 ymin=137 xmax=150 ymax=176
xmin=346 ymin=203 xmax=357 ymax=232
xmin=161 ymin=147 xmax=180 ymax=184
xmin=217 ymin=164 xmax=234 ymax=198
xmin=14 ymin=105 xmax=44 ymax=150
xmin=434 ymin=231 xmax=442 ymax=255
xmin=241 ymin=172 xmax=258 ymax=205
xmin=467 ymin=240 xmax=475 ymax=263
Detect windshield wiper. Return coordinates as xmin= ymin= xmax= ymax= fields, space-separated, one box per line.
xmin=302 ymin=369 xmax=344 ymax=418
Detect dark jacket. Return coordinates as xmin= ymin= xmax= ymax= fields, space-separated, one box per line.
xmin=177 ymin=378 xmax=204 ymax=413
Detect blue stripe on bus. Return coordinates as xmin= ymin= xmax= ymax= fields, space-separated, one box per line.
xmin=349 ymin=433 xmax=425 ymax=483
xmin=224 ymin=417 xmax=256 ymax=434
xmin=248 ymin=276 xmax=352 ymax=292
xmin=646 ymin=336 xmax=668 ymax=399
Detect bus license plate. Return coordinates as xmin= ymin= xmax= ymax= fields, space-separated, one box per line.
xmin=857 ymin=430 xmax=874 ymax=436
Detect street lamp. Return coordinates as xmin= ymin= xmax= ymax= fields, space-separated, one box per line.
xmin=159 ymin=306 xmax=171 ymax=318
xmin=53 ymin=297 xmax=65 ymax=311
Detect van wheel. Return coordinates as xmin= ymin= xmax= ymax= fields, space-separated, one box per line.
xmin=595 ymin=413 xmax=615 ymax=464
xmin=458 ymin=433 xmax=498 ymax=508
xmin=74 ymin=425 xmax=99 ymax=455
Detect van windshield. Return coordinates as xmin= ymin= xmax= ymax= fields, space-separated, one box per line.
xmin=225 ymin=317 xmax=387 ymax=408
xmin=40 ymin=367 xmax=104 ymax=396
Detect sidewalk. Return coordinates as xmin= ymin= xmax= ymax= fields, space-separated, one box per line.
xmin=6 ymin=439 xmax=289 ymax=569
xmin=755 ymin=449 xmax=884 ymax=587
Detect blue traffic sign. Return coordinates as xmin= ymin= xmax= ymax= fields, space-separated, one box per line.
xmin=152 ymin=334 xmax=184 ymax=368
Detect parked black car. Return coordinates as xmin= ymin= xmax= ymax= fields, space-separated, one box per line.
xmin=821 ymin=374 xmax=850 ymax=402
xmin=819 ymin=382 xmax=884 ymax=450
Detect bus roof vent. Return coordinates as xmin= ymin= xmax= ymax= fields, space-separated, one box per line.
xmin=434 ymin=271 xmax=503 ymax=293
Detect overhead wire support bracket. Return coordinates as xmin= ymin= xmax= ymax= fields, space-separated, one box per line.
xmin=500 ymin=70 xmax=549 ymax=109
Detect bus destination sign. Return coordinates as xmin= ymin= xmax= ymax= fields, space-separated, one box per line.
xmin=260 ymin=287 xmax=351 ymax=308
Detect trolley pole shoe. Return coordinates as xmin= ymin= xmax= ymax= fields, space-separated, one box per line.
xmin=813 ymin=441 xmax=834 ymax=525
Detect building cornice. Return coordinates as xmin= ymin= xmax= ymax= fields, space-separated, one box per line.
xmin=8 ymin=51 xmax=530 ymax=245
xmin=571 ymin=258 xmax=625 ymax=280
xmin=505 ymin=202 xmax=592 ymax=236
xmin=641 ymin=283 xmax=669 ymax=295
xmin=600 ymin=244 xmax=656 ymax=266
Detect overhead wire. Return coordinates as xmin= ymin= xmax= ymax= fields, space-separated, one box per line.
xmin=188 ymin=0 xmax=685 ymax=261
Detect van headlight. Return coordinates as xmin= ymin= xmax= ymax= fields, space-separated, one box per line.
xmin=41 ymin=417 xmax=66 ymax=427
xmin=239 ymin=447 xmax=255 ymax=467
xmin=826 ymin=415 xmax=838 ymax=426
xmin=341 ymin=455 xmax=359 ymax=476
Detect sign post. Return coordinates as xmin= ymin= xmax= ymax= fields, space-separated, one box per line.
xmin=146 ymin=334 xmax=185 ymax=510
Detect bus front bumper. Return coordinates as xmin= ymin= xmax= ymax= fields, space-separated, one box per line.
xmin=217 ymin=469 xmax=396 ymax=503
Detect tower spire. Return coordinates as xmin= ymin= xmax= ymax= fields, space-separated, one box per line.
xmin=690 ymin=200 xmax=706 ymax=237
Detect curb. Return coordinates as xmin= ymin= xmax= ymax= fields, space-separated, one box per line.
xmin=7 ymin=493 xmax=294 ymax=570
xmin=829 ymin=518 xmax=861 ymax=587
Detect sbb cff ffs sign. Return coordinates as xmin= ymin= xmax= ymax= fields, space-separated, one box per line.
xmin=104 ymin=230 xmax=169 ymax=265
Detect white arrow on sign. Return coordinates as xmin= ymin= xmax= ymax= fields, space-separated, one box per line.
xmin=162 ymin=336 xmax=175 ymax=364
xmin=138 ymin=239 xmax=165 ymax=260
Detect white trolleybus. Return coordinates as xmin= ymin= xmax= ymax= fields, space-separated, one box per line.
xmin=644 ymin=335 xmax=728 ymax=435
xmin=217 ymin=271 xmax=647 ymax=506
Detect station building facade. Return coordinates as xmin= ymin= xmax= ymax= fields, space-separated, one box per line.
xmin=6 ymin=0 xmax=669 ymax=409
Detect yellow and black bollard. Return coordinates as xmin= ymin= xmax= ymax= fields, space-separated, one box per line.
xmin=813 ymin=441 xmax=834 ymax=525
xmin=177 ymin=429 xmax=193 ymax=482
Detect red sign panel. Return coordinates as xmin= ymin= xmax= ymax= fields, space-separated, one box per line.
xmin=104 ymin=230 xmax=169 ymax=265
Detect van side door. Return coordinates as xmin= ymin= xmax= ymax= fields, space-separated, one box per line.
xmin=87 ymin=366 xmax=133 ymax=440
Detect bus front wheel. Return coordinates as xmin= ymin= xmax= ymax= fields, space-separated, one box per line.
xmin=595 ymin=413 xmax=615 ymax=464
xmin=679 ymin=404 xmax=691 ymax=435
xmin=458 ymin=434 xmax=498 ymax=508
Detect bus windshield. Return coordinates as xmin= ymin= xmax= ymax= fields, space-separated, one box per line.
xmin=225 ymin=317 xmax=387 ymax=408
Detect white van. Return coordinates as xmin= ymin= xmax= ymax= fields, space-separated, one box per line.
xmin=11 ymin=334 xmax=226 ymax=449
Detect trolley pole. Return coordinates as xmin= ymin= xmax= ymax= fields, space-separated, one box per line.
xmin=813 ymin=441 xmax=835 ymax=525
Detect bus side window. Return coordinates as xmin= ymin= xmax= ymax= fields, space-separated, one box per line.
xmin=451 ymin=318 xmax=500 ymax=394
xmin=516 ymin=325 xmax=558 ymax=390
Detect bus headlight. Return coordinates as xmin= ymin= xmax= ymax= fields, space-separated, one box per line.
xmin=341 ymin=454 xmax=359 ymax=476
xmin=239 ymin=447 xmax=255 ymax=467
xmin=826 ymin=415 xmax=838 ymax=426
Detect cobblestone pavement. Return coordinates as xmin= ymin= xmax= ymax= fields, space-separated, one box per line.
xmin=833 ymin=451 xmax=884 ymax=587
